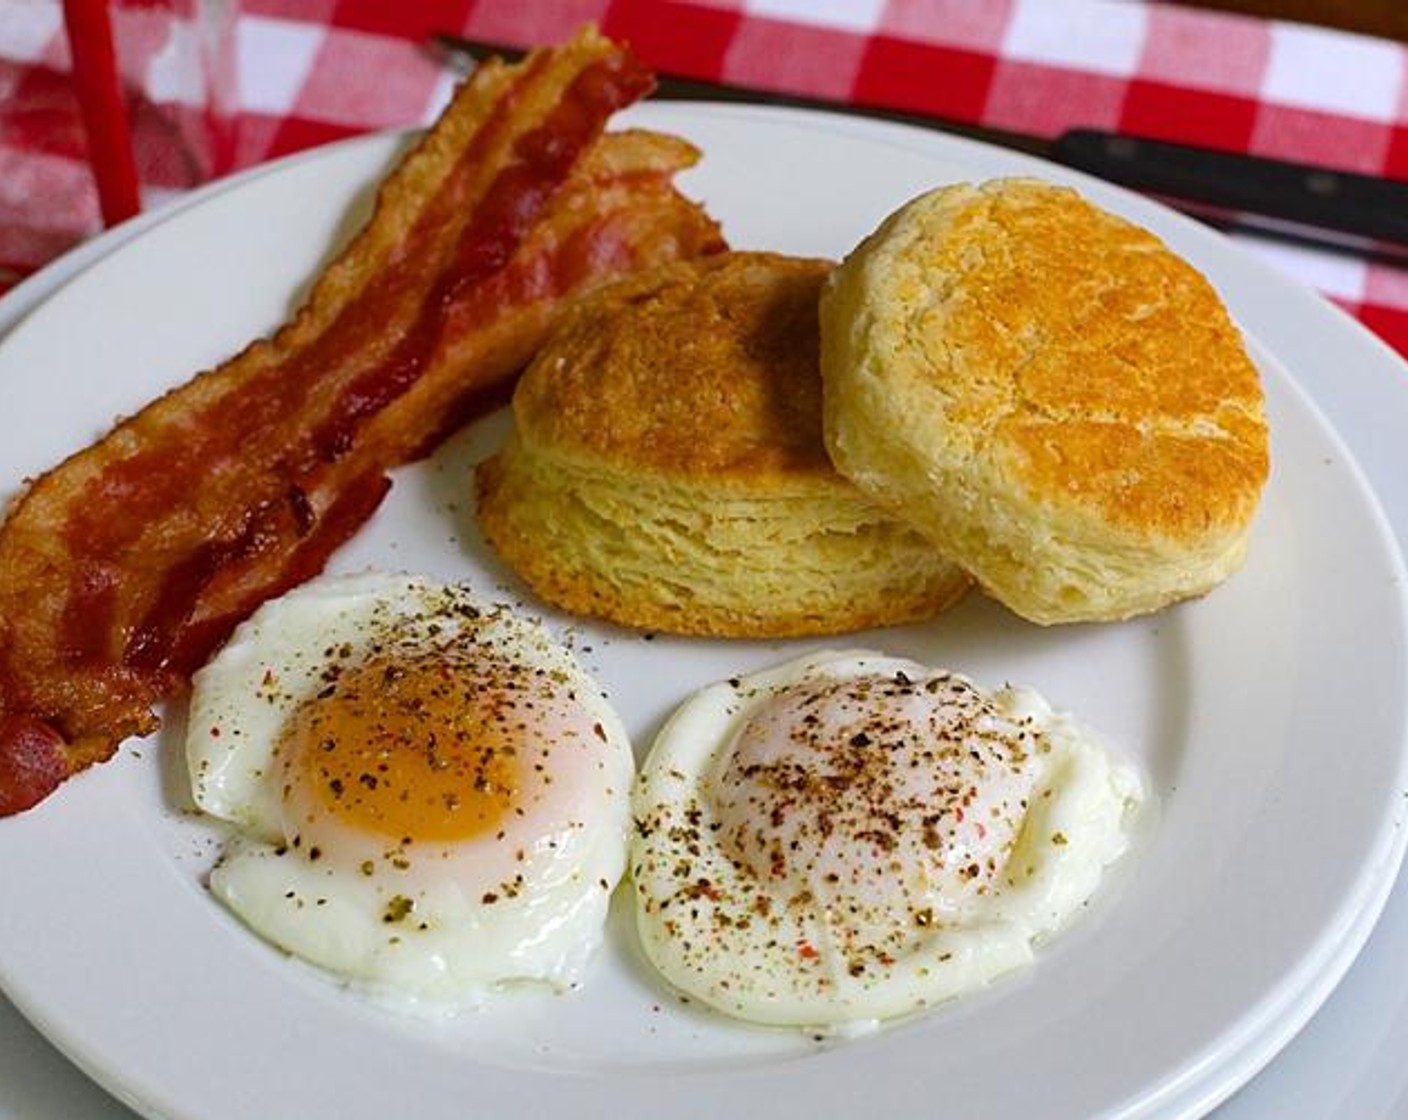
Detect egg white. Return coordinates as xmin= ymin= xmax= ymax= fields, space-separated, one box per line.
xmin=186 ymin=571 xmax=634 ymax=1006
xmin=630 ymin=650 xmax=1143 ymax=1030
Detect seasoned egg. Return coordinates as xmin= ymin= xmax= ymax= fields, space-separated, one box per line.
xmin=630 ymin=650 xmax=1143 ymax=1029
xmin=186 ymin=572 xmax=634 ymax=1005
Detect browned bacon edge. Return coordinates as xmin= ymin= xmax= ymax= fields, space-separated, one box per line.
xmin=0 ymin=27 xmax=726 ymax=815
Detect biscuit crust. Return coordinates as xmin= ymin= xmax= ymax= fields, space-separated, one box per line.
xmin=476 ymin=252 xmax=970 ymax=636
xmin=820 ymin=179 xmax=1269 ymax=624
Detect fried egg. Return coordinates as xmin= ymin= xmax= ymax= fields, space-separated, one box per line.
xmin=630 ymin=650 xmax=1143 ymax=1030
xmin=186 ymin=571 xmax=634 ymax=1005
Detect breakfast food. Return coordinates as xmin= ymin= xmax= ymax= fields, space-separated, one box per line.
xmin=630 ymin=651 xmax=1143 ymax=1028
xmin=475 ymin=252 xmax=970 ymax=637
xmin=0 ymin=28 xmax=724 ymax=815
xmin=819 ymin=178 xmax=1269 ymax=624
xmin=187 ymin=571 xmax=634 ymax=1002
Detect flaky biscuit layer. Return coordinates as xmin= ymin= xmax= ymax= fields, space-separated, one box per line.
xmin=476 ymin=252 xmax=970 ymax=636
xmin=820 ymin=179 xmax=1269 ymax=624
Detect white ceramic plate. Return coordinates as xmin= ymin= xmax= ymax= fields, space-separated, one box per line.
xmin=0 ymin=104 xmax=1406 ymax=1120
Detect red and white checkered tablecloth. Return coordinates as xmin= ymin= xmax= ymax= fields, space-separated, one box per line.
xmin=4 ymin=0 xmax=1408 ymax=358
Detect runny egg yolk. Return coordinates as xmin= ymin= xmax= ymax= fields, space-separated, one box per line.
xmin=278 ymin=651 xmax=532 ymax=845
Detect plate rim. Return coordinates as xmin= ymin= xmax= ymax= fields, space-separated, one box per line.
xmin=2 ymin=102 xmax=1407 ymax=1120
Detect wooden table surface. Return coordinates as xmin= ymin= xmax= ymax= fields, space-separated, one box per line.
xmin=1180 ymin=0 xmax=1408 ymax=41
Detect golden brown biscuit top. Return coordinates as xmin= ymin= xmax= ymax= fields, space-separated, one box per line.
xmin=862 ymin=179 xmax=1268 ymax=540
xmin=512 ymin=251 xmax=835 ymax=477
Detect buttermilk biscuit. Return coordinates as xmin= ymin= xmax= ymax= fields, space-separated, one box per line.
xmin=820 ymin=178 xmax=1269 ymax=625
xmin=474 ymin=252 xmax=970 ymax=637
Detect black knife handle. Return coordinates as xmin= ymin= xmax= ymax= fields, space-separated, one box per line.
xmin=1053 ymin=129 xmax=1408 ymax=249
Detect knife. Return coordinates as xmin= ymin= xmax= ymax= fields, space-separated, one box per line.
xmin=432 ymin=31 xmax=1408 ymax=264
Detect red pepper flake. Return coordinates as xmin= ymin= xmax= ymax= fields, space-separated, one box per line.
xmin=797 ymin=940 xmax=819 ymax=961
xmin=683 ymin=877 xmax=722 ymax=902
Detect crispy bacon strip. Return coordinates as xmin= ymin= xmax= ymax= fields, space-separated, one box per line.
xmin=0 ymin=28 xmax=726 ymax=815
